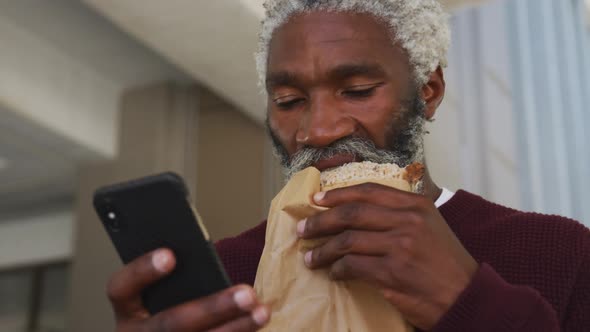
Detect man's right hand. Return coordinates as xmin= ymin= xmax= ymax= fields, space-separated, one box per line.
xmin=106 ymin=248 xmax=270 ymax=331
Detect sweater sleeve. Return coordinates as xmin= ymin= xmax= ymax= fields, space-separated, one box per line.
xmin=562 ymin=235 xmax=590 ymax=332
xmin=429 ymin=263 xmax=560 ymax=332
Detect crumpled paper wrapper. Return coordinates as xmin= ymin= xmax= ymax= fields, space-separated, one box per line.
xmin=254 ymin=167 xmax=414 ymax=331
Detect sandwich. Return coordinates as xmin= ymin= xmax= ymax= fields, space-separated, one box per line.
xmin=319 ymin=161 xmax=425 ymax=192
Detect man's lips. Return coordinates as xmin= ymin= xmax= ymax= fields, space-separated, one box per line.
xmin=312 ymin=154 xmax=359 ymax=171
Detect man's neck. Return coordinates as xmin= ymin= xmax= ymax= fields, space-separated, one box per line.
xmin=421 ymin=167 xmax=442 ymax=203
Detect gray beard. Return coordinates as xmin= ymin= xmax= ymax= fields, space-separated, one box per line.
xmin=266 ymin=92 xmax=427 ymax=179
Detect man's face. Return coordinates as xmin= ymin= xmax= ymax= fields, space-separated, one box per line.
xmin=265 ymin=11 xmax=426 ymax=177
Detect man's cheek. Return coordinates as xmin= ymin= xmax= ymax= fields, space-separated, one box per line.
xmin=268 ymin=117 xmax=291 ymax=145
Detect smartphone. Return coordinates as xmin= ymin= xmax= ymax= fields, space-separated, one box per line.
xmin=93 ymin=172 xmax=232 ymax=314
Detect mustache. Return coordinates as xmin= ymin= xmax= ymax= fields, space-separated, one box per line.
xmin=284 ymin=136 xmax=402 ymax=179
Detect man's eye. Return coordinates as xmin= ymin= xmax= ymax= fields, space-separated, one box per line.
xmin=342 ymin=85 xmax=380 ymax=99
xmin=275 ymin=98 xmax=304 ymax=110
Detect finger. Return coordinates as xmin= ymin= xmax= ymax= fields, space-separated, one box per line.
xmin=207 ymin=305 xmax=271 ymax=332
xmin=299 ymin=204 xmax=417 ymax=238
xmin=313 ymin=182 xmax=428 ymax=208
xmin=329 ymin=254 xmax=390 ymax=287
xmin=107 ymin=248 xmax=176 ymax=319
xmin=148 ymin=285 xmax=263 ymax=331
xmin=305 ymin=230 xmax=391 ymax=269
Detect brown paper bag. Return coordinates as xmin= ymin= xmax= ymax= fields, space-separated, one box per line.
xmin=254 ymin=167 xmax=414 ymax=331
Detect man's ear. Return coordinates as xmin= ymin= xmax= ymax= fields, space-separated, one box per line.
xmin=421 ymin=66 xmax=445 ymax=120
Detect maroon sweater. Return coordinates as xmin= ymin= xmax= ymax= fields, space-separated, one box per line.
xmin=216 ymin=190 xmax=590 ymax=331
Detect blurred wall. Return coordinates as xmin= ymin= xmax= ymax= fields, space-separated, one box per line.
xmin=0 ymin=208 xmax=72 ymax=269
xmin=424 ymin=1 xmax=522 ymax=210
xmin=66 ymin=83 xmax=267 ymax=331
xmin=0 ymin=0 xmax=189 ymax=159
xmin=195 ymin=89 xmax=267 ymax=241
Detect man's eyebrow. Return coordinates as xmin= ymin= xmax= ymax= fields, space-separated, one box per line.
xmin=265 ymin=63 xmax=387 ymax=91
xmin=328 ymin=63 xmax=387 ymax=81
xmin=265 ymin=71 xmax=301 ymax=91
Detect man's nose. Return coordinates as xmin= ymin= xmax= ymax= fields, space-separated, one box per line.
xmin=295 ymin=94 xmax=356 ymax=148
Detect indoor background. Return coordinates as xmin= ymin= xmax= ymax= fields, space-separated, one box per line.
xmin=0 ymin=0 xmax=589 ymax=331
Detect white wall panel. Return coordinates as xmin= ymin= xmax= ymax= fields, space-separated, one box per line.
xmin=507 ymin=0 xmax=589 ymax=223
xmin=440 ymin=3 xmax=523 ymax=210
xmin=0 ymin=209 xmax=73 ymax=270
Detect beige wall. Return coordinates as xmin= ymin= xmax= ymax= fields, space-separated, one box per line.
xmin=66 ymin=83 xmax=268 ymax=331
xmin=195 ymin=89 xmax=268 ymax=240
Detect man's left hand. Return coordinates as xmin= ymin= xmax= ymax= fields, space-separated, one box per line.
xmin=297 ymin=183 xmax=478 ymax=330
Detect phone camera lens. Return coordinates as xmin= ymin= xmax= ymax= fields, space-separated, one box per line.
xmin=104 ymin=206 xmax=122 ymax=232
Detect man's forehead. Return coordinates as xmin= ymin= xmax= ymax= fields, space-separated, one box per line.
xmin=266 ymin=11 xmax=410 ymax=83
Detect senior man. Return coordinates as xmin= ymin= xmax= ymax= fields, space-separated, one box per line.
xmin=105 ymin=0 xmax=590 ymax=331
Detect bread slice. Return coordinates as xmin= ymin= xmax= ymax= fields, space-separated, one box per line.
xmin=319 ymin=161 xmax=425 ymax=192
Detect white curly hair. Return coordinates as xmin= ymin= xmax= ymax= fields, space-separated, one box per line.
xmin=256 ymin=0 xmax=450 ymax=89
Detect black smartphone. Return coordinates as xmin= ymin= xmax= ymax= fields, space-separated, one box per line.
xmin=93 ymin=172 xmax=232 ymax=314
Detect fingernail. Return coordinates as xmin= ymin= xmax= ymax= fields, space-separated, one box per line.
xmin=304 ymin=251 xmax=312 ymax=267
xmin=233 ymin=288 xmax=255 ymax=310
xmin=252 ymin=306 xmax=269 ymax=326
xmin=313 ymin=191 xmax=326 ymax=203
xmin=152 ymin=250 xmax=171 ymax=273
xmin=296 ymin=219 xmax=306 ymax=236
